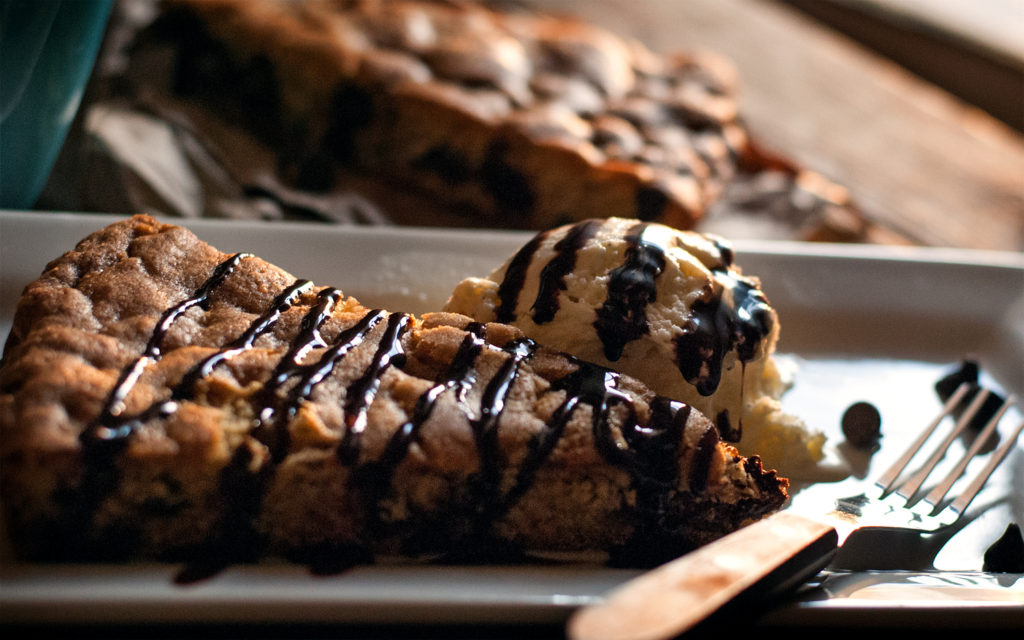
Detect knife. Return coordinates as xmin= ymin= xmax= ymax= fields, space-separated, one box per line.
xmin=566 ymin=511 xmax=837 ymax=640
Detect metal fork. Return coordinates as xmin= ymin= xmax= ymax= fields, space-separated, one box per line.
xmin=837 ymin=382 xmax=1021 ymax=537
xmin=568 ymin=382 xmax=1024 ymax=640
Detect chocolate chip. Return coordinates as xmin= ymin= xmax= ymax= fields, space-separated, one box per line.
xmin=240 ymin=55 xmax=281 ymax=128
xmin=413 ymin=145 xmax=472 ymax=185
xmin=635 ymin=185 xmax=670 ymax=221
xmin=841 ymin=401 xmax=881 ymax=448
xmin=935 ymin=360 xmax=1005 ymax=431
xmin=590 ymin=114 xmax=643 ymax=155
xmin=481 ymin=141 xmax=535 ymax=215
xmin=325 ymin=84 xmax=375 ymax=162
xmin=935 ymin=359 xmax=980 ymax=400
xmin=668 ymin=103 xmax=721 ymax=133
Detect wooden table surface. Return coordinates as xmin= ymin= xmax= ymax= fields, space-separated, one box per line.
xmin=534 ymin=0 xmax=1024 ymax=251
xmin=6 ymin=2 xmax=1022 ymax=637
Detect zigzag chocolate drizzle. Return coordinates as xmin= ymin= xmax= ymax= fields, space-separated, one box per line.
xmin=253 ymin=286 xmax=344 ymax=462
xmin=85 ymin=252 xmax=252 ymax=443
xmin=491 ymin=218 xmax=775 ymax=441
xmin=81 ymin=250 xmax=722 ymax=566
xmin=355 ymin=322 xmax=490 ymax=539
xmin=173 ymin=278 xmax=315 ymax=400
xmin=337 ymin=311 xmax=412 ymax=465
xmin=468 ymin=337 xmax=539 ymax=534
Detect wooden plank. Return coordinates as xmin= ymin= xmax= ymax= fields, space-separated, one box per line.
xmin=534 ymin=0 xmax=1024 ymax=250
xmin=777 ymin=0 xmax=1024 ymax=136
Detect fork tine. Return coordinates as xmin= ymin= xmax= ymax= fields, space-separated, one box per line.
xmin=944 ymin=415 xmax=1024 ymax=517
xmin=922 ymin=394 xmax=1017 ymax=512
xmin=875 ymin=382 xmax=971 ymax=497
xmin=895 ymin=387 xmax=993 ymax=505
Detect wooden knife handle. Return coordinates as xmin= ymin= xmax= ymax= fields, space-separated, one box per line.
xmin=567 ymin=512 xmax=838 ymax=640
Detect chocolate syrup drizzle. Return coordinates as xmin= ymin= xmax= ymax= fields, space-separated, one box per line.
xmin=77 ymin=247 xmax=727 ymax=569
xmin=493 ymin=219 xmax=775 ymax=441
xmin=252 ymin=286 xmax=345 ymax=462
xmin=530 ymin=220 xmax=599 ymax=324
xmin=86 ymin=252 xmax=253 ymax=443
xmin=494 ymin=231 xmax=543 ymax=323
xmin=594 ymin=221 xmax=665 ymax=361
xmin=353 ymin=322 xmax=489 ymax=542
xmin=337 ymin=312 xmax=411 ymax=465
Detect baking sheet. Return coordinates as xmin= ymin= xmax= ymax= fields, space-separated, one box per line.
xmin=1 ymin=211 xmax=1022 ymax=628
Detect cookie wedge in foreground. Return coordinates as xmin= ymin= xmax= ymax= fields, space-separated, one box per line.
xmin=0 ymin=215 xmax=787 ymax=568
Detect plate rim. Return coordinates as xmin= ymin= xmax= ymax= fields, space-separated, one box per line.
xmin=1 ymin=210 xmax=1022 ymax=628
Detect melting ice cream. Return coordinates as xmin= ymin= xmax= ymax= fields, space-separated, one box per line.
xmin=444 ymin=217 xmax=826 ymax=477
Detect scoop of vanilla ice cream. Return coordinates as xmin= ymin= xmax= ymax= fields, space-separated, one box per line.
xmin=444 ymin=217 xmax=826 ymax=478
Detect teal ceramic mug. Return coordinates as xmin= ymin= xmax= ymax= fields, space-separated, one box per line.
xmin=1 ymin=0 xmax=112 ymax=209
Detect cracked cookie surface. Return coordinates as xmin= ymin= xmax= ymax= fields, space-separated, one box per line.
xmin=1 ymin=215 xmax=787 ymax=568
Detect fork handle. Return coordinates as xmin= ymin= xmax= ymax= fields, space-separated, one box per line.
xmin=567 ymin=512 xmax=838 ymax=640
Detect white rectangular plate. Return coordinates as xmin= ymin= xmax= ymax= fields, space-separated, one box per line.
xmin=1 ymin=211 xmax=1022 ymax=629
